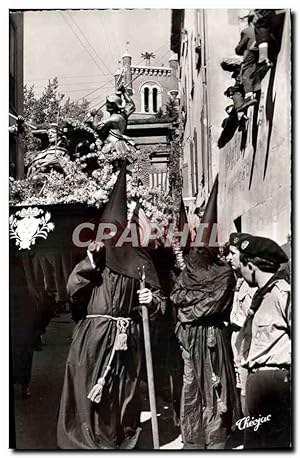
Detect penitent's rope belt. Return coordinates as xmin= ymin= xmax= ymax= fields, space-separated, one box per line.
xmin=86 ymin=314 xmax=132 ymax=404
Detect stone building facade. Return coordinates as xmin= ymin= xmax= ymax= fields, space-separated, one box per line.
xmin=9 ymin=11 xmax=24 ymax=179
xmin=171 ymin=9 xmax=291 ymax=246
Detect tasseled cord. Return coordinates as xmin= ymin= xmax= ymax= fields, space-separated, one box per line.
xmin=172 ymin=240 xmax=186 ymax=271
xmin=87 ymin=318 xmax=130 ymax=404
xmin=207 ymin=326 xmax=228 ymax=415
xmin=211 ymin=373 xmax=228 ymax=415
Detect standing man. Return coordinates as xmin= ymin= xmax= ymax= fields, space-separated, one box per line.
xmin=227 ymin=233 xmax=256 ymax=415
xmin=237 ymin=235 xmax=291 ymax=449
xmin=235 ymin=10 xmax=259 ymax=112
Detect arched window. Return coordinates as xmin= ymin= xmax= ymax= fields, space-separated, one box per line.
xmin=152 ymin=88 xmax=158 ymax=113
xmin=144 ymin=87 xmax=149 ymax=113
xmin=140 ymin=83 xmax=162 ymax=114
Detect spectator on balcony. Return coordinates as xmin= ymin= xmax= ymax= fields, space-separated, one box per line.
xmin=221 ymin=58 xmax=244 ymax=113
xmin=254 ymin=9 xmax=285 ymax=76
xmin=234 ymin=11 xmax=260 ymax=113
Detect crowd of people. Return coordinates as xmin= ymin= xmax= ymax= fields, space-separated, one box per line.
xmin=9 ymin=19 xmax=291 ymax=446
xmin=218 ymin=9 xmax=286 ymax=148
xmin=53 ymin=161 xmax=291 ymax=450
xmin=10 ymin=151 xmax=291 ymax=450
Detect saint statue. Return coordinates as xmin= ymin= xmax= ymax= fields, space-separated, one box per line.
xmin=26 ymin=123 xmax=70 ymax=177
xmin=96 ymin=84 xmax=136 ymax=159
xmin=25 ymin=84 xmax=136 ymax=178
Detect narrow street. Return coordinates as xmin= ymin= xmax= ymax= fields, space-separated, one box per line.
xmin=9 ymin=7 xmax=292 ymax=452
xmin=12 ymin=314 xmax=182 ymax=450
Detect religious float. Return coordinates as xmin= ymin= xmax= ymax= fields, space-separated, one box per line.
xmin=9 ymin=85 xmax=184 ymax=314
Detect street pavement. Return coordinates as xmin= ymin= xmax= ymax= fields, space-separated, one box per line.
xmin=12 ymin=314 xmax=182 ymax=450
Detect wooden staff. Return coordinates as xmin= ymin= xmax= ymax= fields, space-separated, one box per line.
xmin=138 ymin=266 xmax=160 ymax=449
xmin=96 ymin=72 xmax=141 ymax=111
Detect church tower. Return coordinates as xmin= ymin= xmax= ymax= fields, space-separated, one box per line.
xmin=114 ymin=47 xmax=179 ymax=191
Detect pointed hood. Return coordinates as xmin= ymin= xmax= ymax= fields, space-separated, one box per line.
xmin=178 ymin=198 xmax=188 ymax=230
xmin=201 ymin=175 xmax=218 ymax=225
xmin=181 ymin=175 xmax=223 ymax=280
xmin=100 ymin=160 xmax=128 ymax=230
xmin=178 ymin=198 xmax=191 ymax=252
xmin=200 ymin=174 xmax=219 ymax=246
xmin=99 ymin=160 xmax=160 ymax=289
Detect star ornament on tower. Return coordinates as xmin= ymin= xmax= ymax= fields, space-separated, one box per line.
xmin=141 ymin=52 xmax=156 ymax=66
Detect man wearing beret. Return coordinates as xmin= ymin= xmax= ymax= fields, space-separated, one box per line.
xmin=237 ymin=235 xmax=291 ymax=449
xmin=227 ymin=233 xmax=257 ymax=416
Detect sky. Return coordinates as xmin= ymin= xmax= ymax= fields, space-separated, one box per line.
xmin=24 ymin=9 xmax=172 ymax=107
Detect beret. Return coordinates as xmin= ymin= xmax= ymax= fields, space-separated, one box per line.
xmin=229 ymin=232 xmax=251 ymax=247
xmin=238 ymin=234 xmax=288 ymax=264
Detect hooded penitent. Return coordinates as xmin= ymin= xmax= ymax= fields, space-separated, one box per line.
xmin=100 ymin=160 xmax=160 ymax=289
xmin=57 ymin=160 xmax=165 ymax=449
xmin=170 ymin=173 xmax=239 ymax=448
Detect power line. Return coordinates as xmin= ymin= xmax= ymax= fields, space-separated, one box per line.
xmin=76 ymin=40 xmax=171 ymax=107
xmin=60 ymin=88 xmax=105 ymax=93
xmin=97 ymin=14 xmax=119 ymax=73
xmin=26 ymin=74 xmax=113 ymax=82
xmin=32 ymin=80 xmax=114 ymax=89
xmin=66 ymin=11 xmax=114 ymax=77
xmin=60 ymin=12 xmax=110 ymax=78
xmin=77 ymin=78 xmax=116 ymax=102
xmin=104 ymin=10 xmax=123 ymax=61
xmin=86 ymin=42 xmax=171 ymax=110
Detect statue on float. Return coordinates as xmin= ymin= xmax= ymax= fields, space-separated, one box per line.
xmin=25 ymin=83 xmax=137 ymax=178
xmin=95 ymin=83 xmax=136 ymax=157
xmin=26 ymin=123 xmax=70 ymax=177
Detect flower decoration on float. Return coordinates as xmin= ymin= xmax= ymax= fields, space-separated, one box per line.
xmin=10 ymin=117 xmax=180 ymax=228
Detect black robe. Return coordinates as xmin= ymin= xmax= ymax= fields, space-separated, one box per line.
xmin=170 ymin=248 xmax=239 ymax=448
xmin=57 ymin=256 xmax=166 ymax=449
xmin=10 ymin=253 xmax=54 ymax=385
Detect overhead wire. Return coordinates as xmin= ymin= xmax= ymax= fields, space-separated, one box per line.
xmin=27 ymin=75 xmax=113 ymax=83
xmin=76 ymin=78 xmax=116 ymax=102
xmin=27 ymin=38 xmax=172 ymax=112
xmin=73 ymin=40 xmax=170 ymax=103
xmin=97 ymin=14 xmax=119 ymax=73
xmin=66 ymin=11 xmax=114 ymax=77
xmin=60 ymin=12 xmax=112 ymax=78
xmin=79 ymin=41 xmax=172 ymax=112
xmin=32 ymin=81 xmax=118 ymax=90
xmin=60 ymin=88 xmax=107 ymax=93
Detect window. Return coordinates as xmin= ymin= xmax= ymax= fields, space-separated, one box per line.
xmin=140 ymin=83 xmax=162 ymax=114
xmin=144 ymin=87 xmax=149 ymax=112
xmin=152 ymin=88 xmax=158 ymax=113
xmin=190 ymin=142 xmax=195 ymax=196
xmin=193 ymin=129 xmax=199 ymax=192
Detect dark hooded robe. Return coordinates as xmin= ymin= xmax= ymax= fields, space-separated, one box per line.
xmin=170 ymin=247 xmax=239 ymax=449
xmin=57 ymin=162 xmax=166 ymax=449
xmin=10 ymin=252 xmax=54 ymax=387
